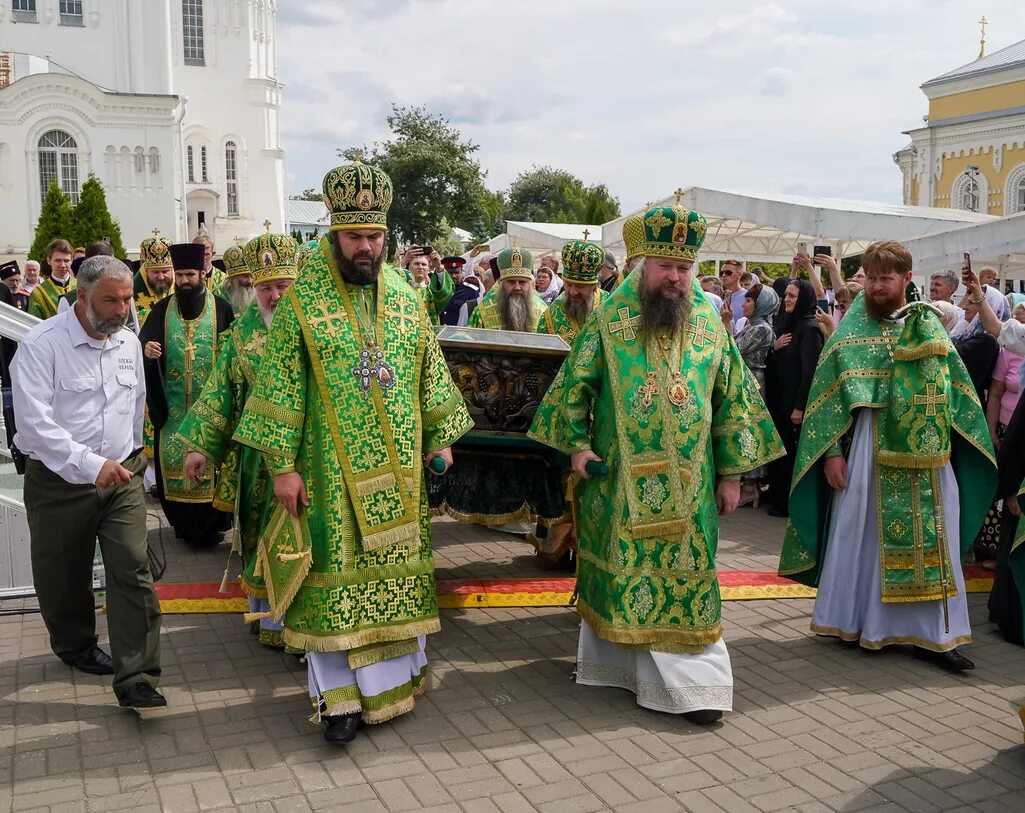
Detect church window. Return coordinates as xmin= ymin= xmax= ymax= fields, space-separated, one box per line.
xmin=1017 ymin=178 xmax=1025 ymax=215
xmin=135 ymin=148 xmax=145 ymax=174
xmin=38 ymin=130 xmax=80 ymax=204
xmin=1005 ymin=165 xmax=1025 ymax=215
xmin=149 ymin=149 xmax=160 ymax=175
xmin=12 ymin=0 xmax=37 ymax=22
xmin=59 ymin=0 xmax=83 ymax=26
xmin=953 ymin=168 xmax=982 ymax=213
xmin=186 ymin=145 xmax=194 ymax=182
xmin=225 ymin=141 xmax=238 ymax=216
xmin=200 ymin=145 xmax=208 ymax=182
xmin=183 ymin=0 xmax=205 ymax=66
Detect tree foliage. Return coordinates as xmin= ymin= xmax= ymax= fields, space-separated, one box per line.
xmin=340 ymin=105 xmax=488 ymax=253
xmin=289 ymin=188 xmax=322 ymax=201
xmin=29 ymin=181 xmax=75 ymax=261
xmin=504 ymin=166 xmax=621 ymax=226
xmin=71 ymin=175 xmax=126 ymax=257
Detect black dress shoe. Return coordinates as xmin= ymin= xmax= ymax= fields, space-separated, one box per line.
xmin=323 ymin=712 xmax=363 ymax=744
xmin=767 ymin=506 xmax=790 ymax=518
xmin=118 ymin=683 xmax=167 ymax=708
xmin=912 ymin=646 xmax=975 ymax=672
xmin=683 ymin=709 xmax=723 ymax=726
xmin=63 ymin=647 xmax=114 ymax=675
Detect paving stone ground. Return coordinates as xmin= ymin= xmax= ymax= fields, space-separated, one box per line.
xmin=1 ymin=499 xmax=1024 ymax=813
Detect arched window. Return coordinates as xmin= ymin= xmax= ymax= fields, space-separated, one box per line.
xmin=186 ymin=145 xmax=194 ymax=182
xmin=1017 ymin=177 xmax=1025 ymax=215
xmin=38 ymin=129 xmax=80 ymax=204
xmin=200 ymin=145 xmax=208 ymax=182
xmin=951 ymin=167 xmax=985 ymax=213
xmin=959 ymin=173 xmax=979 ymax=212
xmin=225 ymin=140 xmax=238 ymax=216
xmin=1005 ymin=164 xmax=1025 ymax=215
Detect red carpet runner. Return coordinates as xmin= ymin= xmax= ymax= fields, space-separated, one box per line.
xmin=154 ymin=566 xmax=995 ymax=614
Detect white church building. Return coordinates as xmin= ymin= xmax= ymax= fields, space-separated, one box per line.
xmin=0 ymin=0 xmax=285 ymax=259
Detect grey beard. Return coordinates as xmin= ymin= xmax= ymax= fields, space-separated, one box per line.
xmin=259 ymin=304 xmax=275 ymax=329
xmin=87 ymin=303 xmax=126 ymax=336
xmin=223 ymin=279 xmax=256 ymax=314
xmin=564 ymin=294 xmax=593 ymax=325
xmin=638 ymin=275 xmax=692 ymax=338
xmin=498 ymin=287 xmax=533 ymax=332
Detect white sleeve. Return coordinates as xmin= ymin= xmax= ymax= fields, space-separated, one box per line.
xmin=10 ymin=337 xmax=106 ymax=485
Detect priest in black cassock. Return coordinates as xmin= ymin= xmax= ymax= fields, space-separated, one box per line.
xmin=139 ymin=243 xmax=235 ymax=547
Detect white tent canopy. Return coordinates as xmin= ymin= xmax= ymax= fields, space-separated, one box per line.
xmin=902 ymin=211 xmax=1025 ymax=283
xmin=601 ymin=187 xmax=996 ymax=263
xmin=484 ymin=221 xmax=600 ymax=256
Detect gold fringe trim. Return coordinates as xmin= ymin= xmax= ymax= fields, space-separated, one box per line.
xmin=360 ymin=521 xmax=420 ymax=552
xmin=239 ymin=577 xmax=268 ymax=599
xmin=893 ymin=340 xmax=950 ymax=361
xmin=282 ymin=617 xmax=441 ymax=654
xmin=260 ymin=511 xmax=313 ymax=622
xmin=876 ymin=450 xmax=950 ymax=469
xmin=577 ymin=602 xmax=723 ymax=649
xmin=347 ymin=638 xmax=421 ymax=670
xmin=363 ymin=671 xmax=430 ymax=725
xmin=631 ymin=461 xmax=669 ymax=477
xmin=354 ymin=472 xmax=397 ymax=498
xmin=628 ymin=518 xmax=686 ymax=539
xmin=810 ymin=623 xmax=971 ymax=652
xmin=430 ymin=501 xmax=566 ymax=528
xmin=879 ymin=588 xmax=959 ymax=604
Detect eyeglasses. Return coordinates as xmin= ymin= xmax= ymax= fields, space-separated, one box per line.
xmin=720 ymin=270 xmax=734 ymax=278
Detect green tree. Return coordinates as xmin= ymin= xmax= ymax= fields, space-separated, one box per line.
xmin=340 ymin=105 xmax=488 ymax=253
xmin=29 ymin=181 xmax=75 ymax=261
xmin=71 ymin=174 xmax=126 ymax=257
xmin=289 ymin=188 xmax=322 ymax=201
xmin=504 ymin=166 xmax=620 ymax=225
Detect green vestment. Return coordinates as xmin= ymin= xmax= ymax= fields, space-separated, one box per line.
xmin=207 ymin=266 xmax=227 ymax=295
xmin=233 ymin=238 xmax=472 ymax=655
xmin=177 ymin=302 xmax=272 ymax=599
xmin=537 ymin=288 xmax=607 ymax=342
xmin=468 ymin=288 xmax=547 ymax=331
xmin=134 ymin=270 xmax=171 ymax=327
xmin=778 ymin=296 xmax=996 ymax=601
xmin=528 ymin=274 xmax=784 ymax=650
xmin=27 ymin=276 xmax=75 ymax=319
xmin=403 ymin=268 xmax=454 ymax=325
xmin=159 ymin=295 xmax=220 ymax=503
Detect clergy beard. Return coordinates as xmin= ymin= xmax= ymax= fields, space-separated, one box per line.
xmin=639 ymin=271 xmax=692 ymax=338
xmin=259 ymin=303 xmax=275 ymax=329
xmin=147 ymin=276 xmax=170 ymax=294
xmin=864 ymin=289 xmax=904 ymax=321
xmin=333 ymin=241 xmax=383 ymax=286
xmin=222 ymin=277 xmax=256 ymax=314
xmin=565 ymin=292 xmax=594 ymax=325
xmin=497 ymin=286 xmax=533 ymax=332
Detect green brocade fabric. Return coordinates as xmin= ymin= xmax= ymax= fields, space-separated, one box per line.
xmin=27 ymin=276 xmax=75 ymax=320
xmin=160 ymin=296 xmax=219 ymax=503
xmin=537 ymin=288 xmax=607 ymax=342
xmin=778 ymin=296 xmax=996 ymax=602
xmin=528 ymin=272 xmax=784 ymax=650
xmin=467 ymin=288 xmax=547 ymax=330
xmin=177 ymin=302 xmax=272 ymax=597
xmin=233 ymin=236 xmax=472 ymax=652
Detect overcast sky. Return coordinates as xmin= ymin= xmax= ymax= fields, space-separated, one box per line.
xmin=276 ymin=1 xmax=1023 ymax=213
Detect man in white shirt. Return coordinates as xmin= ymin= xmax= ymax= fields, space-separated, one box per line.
xmin=12 ymin=255 xmax=164 ymax=709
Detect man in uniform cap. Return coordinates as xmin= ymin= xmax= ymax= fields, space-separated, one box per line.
xmin=234 ymin=161 xmax=471 ymax=744
xmin=468 ymin=247 xmax=547 ymax=331
xmin=179 ymin=232 xmax=299 ymax=647
xmin=138 ymin=242 xmax=234 ymax=547
xmin=530 ymin=199 xmax=782 ymax=724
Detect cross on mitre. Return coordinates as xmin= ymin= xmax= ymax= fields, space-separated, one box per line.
xmin=674 ymin=187 xmax=684 ymax=204
xmin=263 ymin=219 xmax=272 ymax=232
xmin=582 ymin=229 xmax=591 ymax=241
xmin=151 ymin=227 xmax=161 ymax=237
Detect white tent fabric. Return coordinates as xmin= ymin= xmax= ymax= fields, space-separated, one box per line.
xmin=902 ymin=211 xmax=1025 ymax=281
xmin=484 ymin=221 xmax=601 ymax=256
xmin=601 ymin=188 xmax=995 ymax=263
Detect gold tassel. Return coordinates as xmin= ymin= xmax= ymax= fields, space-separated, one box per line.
xmin=277 ymin=551 xmax=311 ymax=563
xmin=218 ymin=568 xmax=230 ymax=594
xmin=243 ymin=611 xmax=273 ymax=623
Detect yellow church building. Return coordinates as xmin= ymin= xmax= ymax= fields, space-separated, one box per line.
xmin=895 ymin=36 xmax=1025 ymax=215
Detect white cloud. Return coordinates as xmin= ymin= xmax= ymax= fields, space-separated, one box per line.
xmin=277 ymin=0 xmax=1025 ymax=213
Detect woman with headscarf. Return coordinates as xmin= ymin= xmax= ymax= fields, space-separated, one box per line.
xmin=952 ymin=283 xmax=1005 ymax=410
xmin=734 ymin=283 xmax=779 ymax=506
xmin=765 ymin=279 xmax=823 ymax=517
xmin=770 ymin=276 xmax=792 ymax=336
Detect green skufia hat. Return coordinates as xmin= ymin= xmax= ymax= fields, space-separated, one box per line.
xmin=637 ymin=191 xmax=708 ymax=261
xmin=622 ymin=212 xmax=646 ymax=261
xmin=497 ymin=247 xmax=534 ymax=281
xmin=561 ymin=239 xmax=603 ymax=285
xmin=322 ymin=161 xmax=393 ymax=232
xmin=140 ymin=230 xmax=173 ymax=270
xmin=244 ymin=231 xmax=299 ymax=286
xmin=222 ymin=244 xmax=248 ymax=278
xmin=295 ymin=239 xmax=318 ymax=273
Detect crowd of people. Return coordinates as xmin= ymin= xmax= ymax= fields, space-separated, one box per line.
xmin=4 ymin=162 xmax=1025 ymax=743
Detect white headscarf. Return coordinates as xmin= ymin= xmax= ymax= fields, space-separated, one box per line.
xmin=951 ymin=284 xmax=1009 ymax=339
xmin=536 ymin=266 xmax=563 ymax=304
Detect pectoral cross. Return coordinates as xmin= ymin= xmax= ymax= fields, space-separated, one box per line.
xmin=609 ymin=307 xmax=641 ymax=342
xmin=913 ymin=383 xmax=947 ymax=417
xmin=685 ymin=315 xmax=717 ymax=348
xmin=183 ymin=336 xmax=197 ymax=367
xmin=637 ymin=372 xmax=659 ymax=408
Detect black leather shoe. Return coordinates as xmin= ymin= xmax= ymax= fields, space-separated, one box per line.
xmin=63 ymin=647 xmax=114 ymax=675
xmin=767 ymin=506 xmax=790 ymax=518
xmin=323 ymin=712 xmax=363 ymax=744
xmin=683 ymin=709 xmax=723 ymax=725
xmin=118 ymin=683 xmax=167 ymax=708
xmin=912 ymin=646 xmax=975 ymax=672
